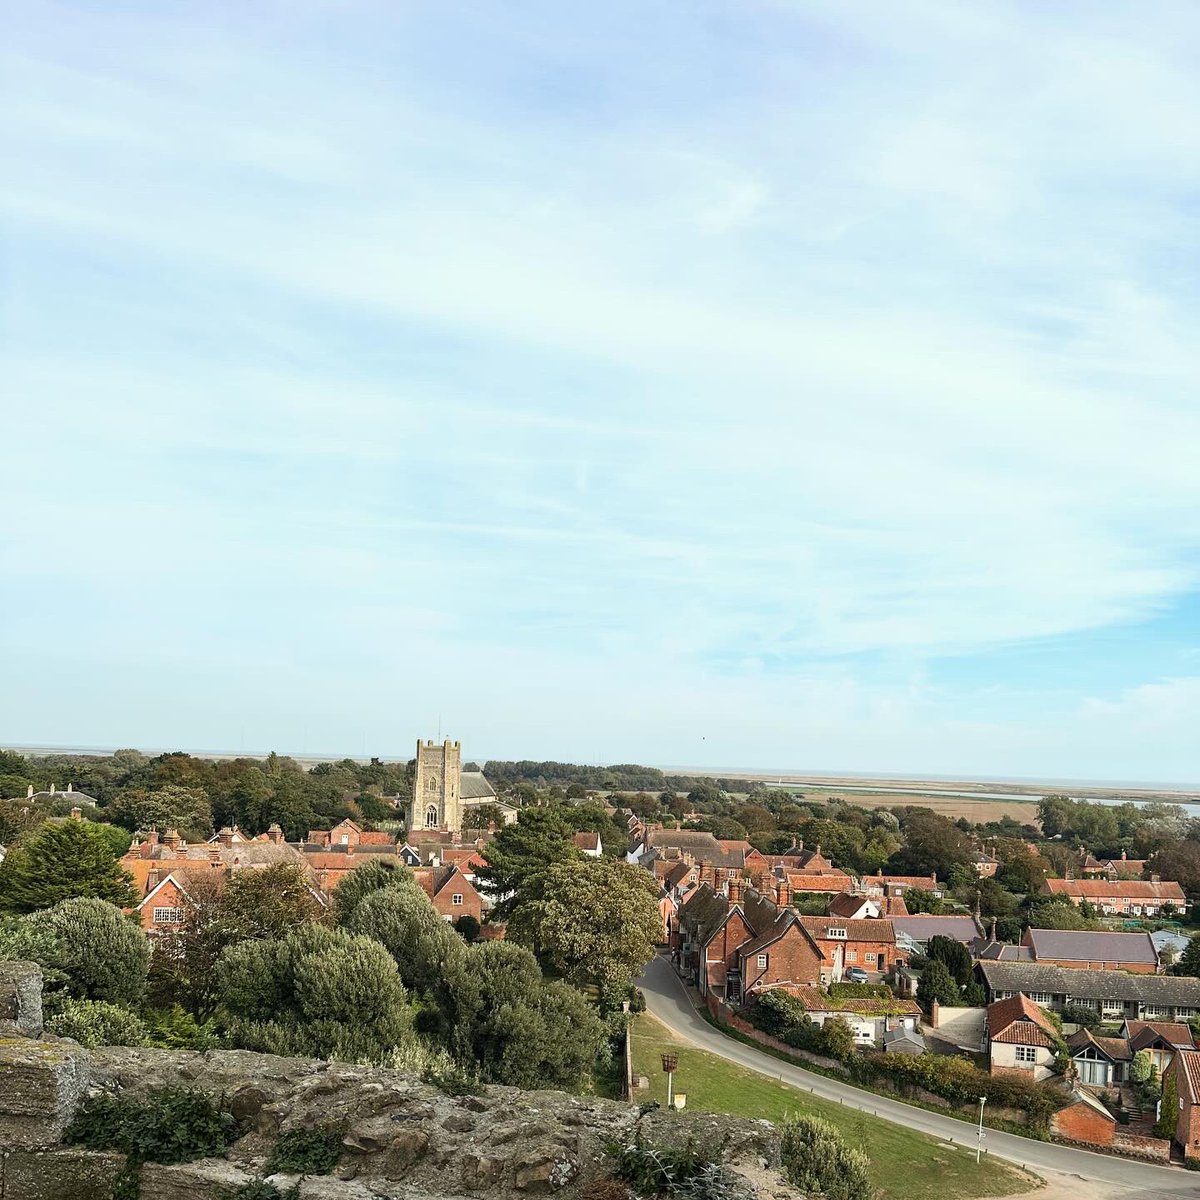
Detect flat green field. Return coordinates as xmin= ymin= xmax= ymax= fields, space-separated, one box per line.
xmin=630 ymin=1014 xmax=1034 ymax=1200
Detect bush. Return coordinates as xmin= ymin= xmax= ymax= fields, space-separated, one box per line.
xmin=27 ymin=898 xmax=151 ymax=1007
xmin=66 ymin=1088 xmax=236 ymax=1166
xmin=263 ymin=1127 xmax=343 ymax=1176
xmin=142 ymin=1004 xmax=216 ymax=1050
xmin=46 ymin=998 xmax=148 ymax=1047
xmin=827 ymin=982 xmax=892 ymax=1001
xmin=216 ymin=1185 xmax=299 ymax=1200
xmin=779 ymin=1115 xmax=872 ymax=1200
xmin=610 ymin=1140 xmax=740 ymax=1200
xmin=1061 ymin=1004 xmax=1100 ymax=1030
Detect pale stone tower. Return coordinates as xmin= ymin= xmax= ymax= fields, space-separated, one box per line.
xmin=410 ymin=738 xmax=463 ymax=834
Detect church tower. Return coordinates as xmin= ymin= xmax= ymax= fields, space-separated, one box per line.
xmin=410 ymin=738 xmax=463 ymax=834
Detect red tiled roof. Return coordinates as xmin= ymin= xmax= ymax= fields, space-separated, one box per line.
xmin=988 ymin=992 xmax=1058 ymax=1049
xmin=797 ymin=915 xmax=896 ymax=943
xmin=573 ymin=831 xmax=601 ymax=851
xmin=1175 ymin=1049 xmax=1200 ymax=1104
xmin=784 ymin=871 xmax=853 ymax=892
xmin=1043 ymin=878 xmax=1186 ymax=901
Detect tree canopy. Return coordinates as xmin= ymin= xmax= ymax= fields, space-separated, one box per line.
xmin=0 ymin=820 xmax=136 ymax=913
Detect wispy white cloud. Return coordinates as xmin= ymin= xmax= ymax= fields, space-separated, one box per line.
xmin=2 ymin=0 xmax=1198 ymax=778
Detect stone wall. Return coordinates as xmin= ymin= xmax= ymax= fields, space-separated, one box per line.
xmin=0 ymin=961 xmax=800 ymax=1200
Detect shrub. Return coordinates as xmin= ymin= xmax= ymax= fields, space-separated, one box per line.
xmin=66 ymin=1087 xmax=236 ymax=1165
xmin=779 ymin=1115 xmax=873 ymax=1200
xmin=217 ymin=1185 xmax=300 ymax=1200
xmin=46 ymin=998 xmax=147 ymax=1047
xmin=142 ymin=1004 xmax=216 ymax=1050
xmin=610 ymin=1140 xmax=740 ymax=1200
xmin=817 ymin=1016 xmax=857 ymax=1062
xmin=827 ymin=982 xmax=892 ymax=1001
xmin=1061 ymin=1004 xmax=1100 ymax=1030
xmin=263 ymin=1127 xmax=343 ymax=1176
xmin=27 ymin=898 xmax=151 ymax=1007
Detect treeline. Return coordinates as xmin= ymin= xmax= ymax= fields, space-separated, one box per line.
xmin=0 ymin=749 xmax=413 ymax=844
xmin=485 ymin=760 xmax=669 ymax=790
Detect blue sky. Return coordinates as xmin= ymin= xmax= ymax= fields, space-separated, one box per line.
xmin=3 ymin=1 xmax=1199 ymax=782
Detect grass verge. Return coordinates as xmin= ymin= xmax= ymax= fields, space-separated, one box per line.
xmin=630 ymin=1013 xmax=1034 ymax=1200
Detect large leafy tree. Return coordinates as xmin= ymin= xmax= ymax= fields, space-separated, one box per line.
xmin=214 ymin=923 xmax=413 ymax=1063
xmin=926 ymin=935 xmax=972 ymax=986
xmin=150 ymin=864 xmax=322 ymax=1018
xmin=916 ymin=959 xmax=959 ymax=1010
xmin=26 ymin=898 xmax=151 ymax=1007
xmin=0 ymin=820 xmax=136 ymax=912
xmin=475 ymin=808 xmax=581 ymax=918
xmin=888 ymin=810 xmax=972 ymax=877
xmin=507 ymin=858 xmax=662 ymax=1006
xmin=105 ymin=786 xmax=213 ymax=841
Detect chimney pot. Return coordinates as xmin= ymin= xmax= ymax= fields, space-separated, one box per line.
xmin=66 ymin=783 xmax=73 ymax=794
xmin=26 ymin=785 xmax=33 ymax=799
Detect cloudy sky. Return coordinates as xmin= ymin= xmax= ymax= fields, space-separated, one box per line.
xmin=3 ymin=1 xmax=1199 ymax=782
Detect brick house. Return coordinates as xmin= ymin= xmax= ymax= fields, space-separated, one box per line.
xmin=1041 ymin=877 xmax=1187 ymax=917
xmin=134 ymin=873 xmax=194 ymax=935
xmin=1020 ymin=928 xmax=1160 ymax=973
xmin=1121 ymin=1019 xmax=1196 ymax=1078
xmin=860 ymin=871 xmax=942 ymax=898
xmin=978 ymin=961 xmax=1200 ymax=1023
xmin=675 ymin=882 xmax=825 ymax=999
xmin=986 ymin=992 xmax=1059 ymax=1081
xmin=796 ymin=915 xmax=901 ymax=979
xmin=1051 ymin=1088 xmax=1116 ymax=1146
xmin=1165 ymin=1048 xmax=1200 ymax=1162
xmin=413 ymin=864 xmax=482 ymax=924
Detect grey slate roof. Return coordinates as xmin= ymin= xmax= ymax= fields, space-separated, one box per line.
xmin=978 ymin=961 xmax=1200 ymax=1006
xmin=891 ymin=915 xmax=982 ymax=944
xmin=459 ymin=772 xmax=496 ymax=800
xmin=1026 ymin=928 xmax=1158 ymax=966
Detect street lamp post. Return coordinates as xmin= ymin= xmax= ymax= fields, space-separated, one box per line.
xmin=976 ymin=1095 xmax=987 ymax=1163
xmin=661 ymin=1053 xmax=678 ymax=1110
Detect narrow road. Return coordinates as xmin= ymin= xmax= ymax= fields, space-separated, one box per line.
xmin=639 ymin=956 xmax=1196 ymax=1198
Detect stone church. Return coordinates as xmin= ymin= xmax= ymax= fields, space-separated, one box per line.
xmin=408 ymin=738 xmax=511 ymax=835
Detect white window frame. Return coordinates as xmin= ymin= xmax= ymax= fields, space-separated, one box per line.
xmin=756 ymin=954 xmax=768 ymax=969
xmin=1030 ymin=992 xmax=1052 ymax=1004
xmin=152 ymin=906 xmax=184 ymax=924
xmin=1014 ymin=1046 xmax=1038 ymax=1064
xmin=828 ymin=928 xmax=847 ymax=939
xmin=865 ymin=952 xmax=876 ymax=963
xmin=452 ymin=893 xmax=463 ymax=905
xmin=847 ymin=950 xmax=857 ymax=962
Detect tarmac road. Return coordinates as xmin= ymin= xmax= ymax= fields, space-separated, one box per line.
xmin=638 ymin=955 xmax=1199 ymax=1198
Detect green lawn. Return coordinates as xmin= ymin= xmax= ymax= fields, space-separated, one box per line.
xmin=630 ymin=1014 xmax=1033 ymax=1200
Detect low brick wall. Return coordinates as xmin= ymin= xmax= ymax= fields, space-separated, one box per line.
xmin=1112 ymin=1131 xmax=1172 ymax=1162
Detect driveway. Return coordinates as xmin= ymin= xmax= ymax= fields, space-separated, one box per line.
xmin=638 ymin=955 xmax=1195 ymax=1198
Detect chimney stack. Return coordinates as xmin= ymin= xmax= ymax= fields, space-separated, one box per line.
xmin=164 ymin=828 xmax=180 ymax=850
xmin=267 ymin=823 xmax=283 ymax=845
xmin=778 ymin=878 xmax=791 ymax=907
xmin=209 ymin=847 xmax=222 ymax=867
xmin=70 ymin=806 xmax=81 ymax=821
xmin=26 ymin=785 xmax=33 ymax=799
xmin=49 ymin=783 xmax=56 ymax=796
xmin=66 ymin=783 xmax=73 ymax=794
xmin=728 ymin=878 xmax=742 ymax=904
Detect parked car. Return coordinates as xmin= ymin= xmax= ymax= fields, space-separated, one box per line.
xmin=845 ymin=967 xmax=870 ymax=983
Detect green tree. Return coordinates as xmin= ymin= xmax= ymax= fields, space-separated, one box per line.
xmin=331 ymin=857 xmax=408 ymax=926
xmin=1157 ymin=1070 xmax=1179 ymax=1139
xmin=0 ymin=820 xmax=136 ymax=912
xmin=105 ymin=786 xmax=213 ymax=840
xmin=507 ymin=858 xmax=662 ymax=1006
xmin=215 ymin=863 xmax=324 ymax=943
xmin=460 ymin=940 xmax=604 ymax=1090
xmin=28 ymin=898 xmax=151 ymax=1007
xmin=779 ymin=1115 xmax=873 ymax=1200
xmin=926 ymin=935 xmax=972 ymax=986
xmin=902 ymin=888 xmax=944 ymax=915
xmin=46 ymin=999 xmax=148 ymax=1047
xmin=916 ymin=959 xmax=959 ymax=1011
xmin=962 ymin=978 xmax=986 ymax=1007
xmin=214 ymin=923 xmax=413 ymax=1063
xmin=889 ymin=810 xmax=972 ymax=876
xmin=475 ymin=808 xmax=581 ymax=918
xmin=817 ymin=1015 xmax=857 ymax=1061
xmin=1173 ymin=932 xmax=1200 ymax=978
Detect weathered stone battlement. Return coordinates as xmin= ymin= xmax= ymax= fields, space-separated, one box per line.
xmin=0 ymin=962 xmax=798 ymax=1200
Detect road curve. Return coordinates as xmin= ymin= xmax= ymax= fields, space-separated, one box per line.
xmin=638 ymin=955 xmax=1196 ymax=1197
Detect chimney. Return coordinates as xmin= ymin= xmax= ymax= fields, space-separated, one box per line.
xmin=49 ymin=783 xmax=56 ymax=796
xmin=26 ymin=785 xmax=33 ymax=799
xmin=1121 ymin=850 xmax=1127 ymax=861
xmin=974 ymin=890 xmax=981 ymax=920
xmin=778 ymin=879 xmax=791 ymax=907
xmin=148 ymin=828 xmax=160 ymax=847
xmin=70 ymin=806 xmax=81 ymax=821
xmin=209 ymin=847 xmax=222 ymax=867
xmin=728 ymin=878 xmax=742 ymax=904
xmin=930 ymin=998 xmax=941 ymax=1029
xmin=217 ymin=827 xmax=234 ymax=848
xmin=346 ymin=842 xmax=355 ymax=857
xmin=267 ymin=823 xmax=283 ymax=845
xmin=66 ymin=783 xmax=73 ymax=794
xmin=164 ymin=828 xmax=180 ymax=850
xmin=1151 ymin=873 xmax=1161 ymax=884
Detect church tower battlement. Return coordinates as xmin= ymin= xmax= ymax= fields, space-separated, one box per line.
xmin=410 ymin=738 xmax=463 ymax=835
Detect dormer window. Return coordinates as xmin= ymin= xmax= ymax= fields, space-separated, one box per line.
xmin=829 ymin=927 xmax=847 ymax=938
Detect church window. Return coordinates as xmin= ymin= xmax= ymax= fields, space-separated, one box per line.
xmin=426 ymin=777 xmax=438 ymax=792
xmin=425 ymin=804 xmax=438 ymax=828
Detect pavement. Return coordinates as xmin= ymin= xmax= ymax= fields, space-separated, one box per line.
xmin=638 ymin=955 xmax=1198 ymax=1199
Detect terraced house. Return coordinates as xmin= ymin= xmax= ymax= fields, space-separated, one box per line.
xmin=978 ymin=961 xmax=1200 ymax=1023
xmin=1041 ymin=877 xmax=1187 ymax=917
